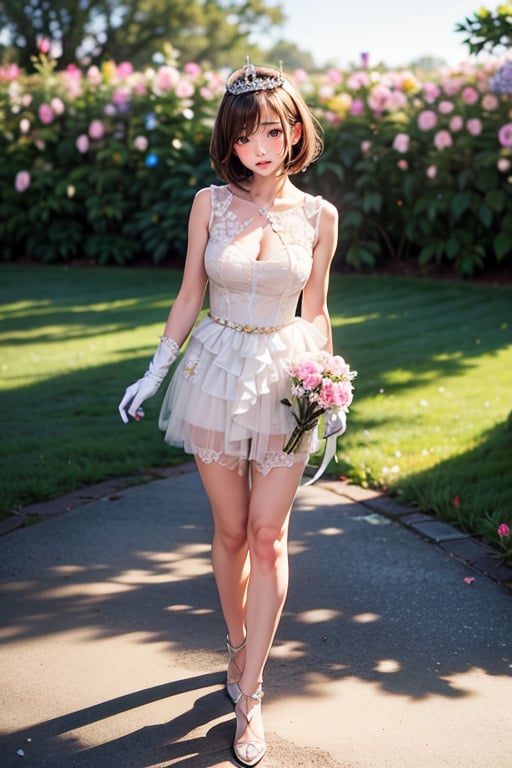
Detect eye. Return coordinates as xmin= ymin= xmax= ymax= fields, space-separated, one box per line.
xmin=235 ymin=135 xmax=249 ymax=145
xmin=268 ymin=128 xmax=282 ymax=138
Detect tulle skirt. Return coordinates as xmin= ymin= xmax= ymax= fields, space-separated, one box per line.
xmin=158 ymin=315 xmax=325 ymax=474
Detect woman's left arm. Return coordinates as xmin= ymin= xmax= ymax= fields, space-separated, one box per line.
xmin=301 ymin=200 xmax=339 ymax=354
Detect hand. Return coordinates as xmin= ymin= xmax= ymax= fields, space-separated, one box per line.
xmin=118 ymin=336 xmax=180 ymax=424
xmin=118 ymin=376 xmax=160 ymax=424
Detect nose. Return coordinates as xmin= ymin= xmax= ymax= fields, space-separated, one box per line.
xmin=255 ymin=138 xmax=267 ymax=156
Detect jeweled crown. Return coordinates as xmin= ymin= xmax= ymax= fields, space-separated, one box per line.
xmin=226 ymin=56 xmax=284 ymax=96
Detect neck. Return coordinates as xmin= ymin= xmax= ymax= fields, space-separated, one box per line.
xmin=247 ymin=176 xmax=290 ymax=207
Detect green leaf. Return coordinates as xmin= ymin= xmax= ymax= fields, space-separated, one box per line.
xmin=493 ymin=231 xmax=512 ymax=261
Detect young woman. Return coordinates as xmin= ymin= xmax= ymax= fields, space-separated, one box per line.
xmin=119 ymin=59 xmax=338 ymax=767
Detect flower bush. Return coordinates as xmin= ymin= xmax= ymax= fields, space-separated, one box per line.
xmin=1 ymin=49 xmax=512 ymax=273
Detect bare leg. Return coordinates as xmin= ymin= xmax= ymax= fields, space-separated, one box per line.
xmin=235 ymin=460 xmax=306 ymax=760
xmin=195 ymin=457 xmax=251 ymax=651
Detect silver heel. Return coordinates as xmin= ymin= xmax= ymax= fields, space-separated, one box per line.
xmin=226 ymin=634 xmax=246 ymax=704
xmin=233 ymin=685 xmax=266 ymax=767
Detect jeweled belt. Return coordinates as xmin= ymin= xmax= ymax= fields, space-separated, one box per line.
xmin=208 ymin=311 xmax=283 ymax=334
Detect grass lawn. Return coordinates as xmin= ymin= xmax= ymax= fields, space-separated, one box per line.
xmin=1 ymin=264 xmax=511 ymax=550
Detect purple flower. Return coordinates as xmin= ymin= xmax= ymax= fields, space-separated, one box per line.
xmin=498 ymin=122 xmax=512 ymax=148
xmin=15 ymin=170 xmax=31 ymax=192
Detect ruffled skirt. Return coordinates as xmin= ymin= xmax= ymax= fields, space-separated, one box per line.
xmin=158 ymin=315 xmax=326 ymax=474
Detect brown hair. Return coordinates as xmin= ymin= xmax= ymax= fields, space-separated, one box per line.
xmin=210 ymin=68 xmax=323 ymax=186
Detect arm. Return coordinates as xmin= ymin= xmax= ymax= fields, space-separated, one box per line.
xmin=119 ymin=188 xmax=211 ymax=422
xmin=161 ymin=187 xmax=210 ymax=344
xmin=301 ymin=199 xmax=339 ymax=354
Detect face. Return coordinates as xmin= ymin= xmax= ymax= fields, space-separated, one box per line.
xmin=232 ymin=108 xmax=302 ymax=177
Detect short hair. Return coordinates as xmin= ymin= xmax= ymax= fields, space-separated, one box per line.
xmin=210 ymin=68 xmax=323 ymax=186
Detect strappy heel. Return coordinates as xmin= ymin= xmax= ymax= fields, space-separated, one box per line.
xmin=226 ymin=634 xmax=246 ymax=704
xmin=233 ymin=685 xmax=266 ymax=767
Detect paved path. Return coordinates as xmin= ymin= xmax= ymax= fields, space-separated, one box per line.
xmin=1 ymin=466 xmax=511 ymax=767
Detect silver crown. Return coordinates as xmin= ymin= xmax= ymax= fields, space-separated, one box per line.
xmin=226 ymin=56 xmax=284 ymax=95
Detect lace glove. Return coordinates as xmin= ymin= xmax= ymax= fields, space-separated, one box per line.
xmin=119 ymin=337 xmax=179 ymax=424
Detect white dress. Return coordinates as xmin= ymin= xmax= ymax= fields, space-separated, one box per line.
xmin=158 ymin=184 xmax=326 ymax=474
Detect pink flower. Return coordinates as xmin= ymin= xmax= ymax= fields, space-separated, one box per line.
xmin=392 ymin=133 xmax=410 ymax=153
xmin=133 ymin=135 xmax=148 ymax=152
xmin=461 ymin=86 xmax=479 ymax=105
xmin=463 ymin=576 xmax=475 ymax=585
xmin=37 ymin=37 xmax=51 ymax=54
xmin=498 ymin=523 xmax=510 ymax=538
xmin=116 ymin=62 xmax=133 ymax=79
xmin=327 ymin=355 xmax=351 ymax=376
xmin=498 ymin=122 xmax=512 ymax=148
xmin=482 ymin=93 xmax=499 ymax=111
xmin=38 ymin=103 xmax=54 ymax=125
xmin=184 ymin=61 xmax=202 ymax=77
xmin=423 ymin=82 xmax=441 ymax=103
xmin=293 ymin=69 xmax=308 ymax=83
xmin=175 ymin=79 xmax=195 ymax=98
xmin=350 ymin=99 xmax=364 ymax=116
xmin=449 ymin=115 xmax=464 ymax=132
xmin=497 ymin=158 xmax=511 ymax=172
xmin=417 ymin=110 xmax=437 ymax=131
xmin=360 ymin=140 xmax=372 ymax=154
xmin=466 ymin=118 xmax=482 ymax=137
xmin=327 ymin=68 xmax=343 ymax=84
xmin=397 ymin=159 xmax=408 ymax=170
xmin=88 ymin=120 xmax=104 ymax=140
xmin=453 ymin=495 xmax=460 ymax=507
xmin=426 ymin=165 xmax=437 ymax=179
xmin=347 ymin=71 xmax=370 ymax=90
xmin=15 ymin=170 xmax=31 ymax=192
xmin=434 ymin=129 xmax=453 ymax=150
xmin=50 ymin=97 xmax=64 ymax=115
xmin=438 ymin=100 xmax=454 ymax=114
xmin=76 ymin=134 xmax=89 ymax=153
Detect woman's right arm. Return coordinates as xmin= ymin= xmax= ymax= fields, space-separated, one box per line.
xmin=118 ymin=188 xmax=211 ymax=423
xmin=162 ymin=186 xmax=211 ymax=345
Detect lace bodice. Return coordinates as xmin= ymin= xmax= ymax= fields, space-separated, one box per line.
xmin=204 ymin=185 xmax=323 ymax=328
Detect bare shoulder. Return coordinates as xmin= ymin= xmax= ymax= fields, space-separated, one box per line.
xmin=188 ymin=186 xmax=212 ymax=227
xmin=319 ymin=198 xmax=338 ymax=226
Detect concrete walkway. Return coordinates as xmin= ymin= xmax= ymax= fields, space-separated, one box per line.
xmin=0 ymin=465 xmax=511 ymax=768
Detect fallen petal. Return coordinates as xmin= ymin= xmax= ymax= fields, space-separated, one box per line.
xmin=463 ymin=576 xmax=475 ymax=585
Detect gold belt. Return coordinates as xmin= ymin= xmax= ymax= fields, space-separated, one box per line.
xmin=208 ymin=311 xmax=282 ymax=334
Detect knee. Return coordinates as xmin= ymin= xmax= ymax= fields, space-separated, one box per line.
xmin=214 ymin=521 xmax=248 ymax=555
xmin=249 ymin=525 xmax=287 ymax=569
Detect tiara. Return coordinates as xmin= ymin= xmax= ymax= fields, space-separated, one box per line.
xmin=226 ymin=56 xmax=284 ymax=96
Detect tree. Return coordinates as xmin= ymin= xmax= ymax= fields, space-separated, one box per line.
xmin=455 ymin=4 xmax=512 ymax=56
xmin=0 ymin=0 xmax=286 ymax=70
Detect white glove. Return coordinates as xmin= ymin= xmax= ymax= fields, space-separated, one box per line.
xmin=323 ymin=409 xmax=346 ymax=438
xmin=119 ymin=337 xmax=179 ymax=424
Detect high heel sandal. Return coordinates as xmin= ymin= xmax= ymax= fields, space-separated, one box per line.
xmin=226 ymin=635 xmax=246 ymax=704
xmin=233 ymin=685 xmax=266 ymax=767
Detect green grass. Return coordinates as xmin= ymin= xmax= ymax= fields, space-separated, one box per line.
xmin=1 ymin=265 xmax=511 ymax=549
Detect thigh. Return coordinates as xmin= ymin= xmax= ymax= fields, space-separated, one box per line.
xmin=195 ymin=456 xmax=251 ymax=534
xmin=248 ymin=461 xmax=306 ymax=534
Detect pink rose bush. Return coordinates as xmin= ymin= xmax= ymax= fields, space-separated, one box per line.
xmin=1 ymin=47 xmax=512 ymax=274
xmin=282 ymin=352 xmax=357 ymax=453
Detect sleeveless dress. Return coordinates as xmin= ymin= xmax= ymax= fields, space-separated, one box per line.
xmin=158 ymin=184 xmax=327 ymax=475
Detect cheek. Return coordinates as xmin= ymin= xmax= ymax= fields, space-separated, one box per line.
xmin=233 ymin=143 xmax=251 ymax=162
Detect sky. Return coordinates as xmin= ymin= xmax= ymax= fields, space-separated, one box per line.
xmin=263 ymin=1 xmax=480 ymax=69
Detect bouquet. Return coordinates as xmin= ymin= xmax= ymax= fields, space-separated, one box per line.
xmin=281 ymin=351 xmax=357 ymax=454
